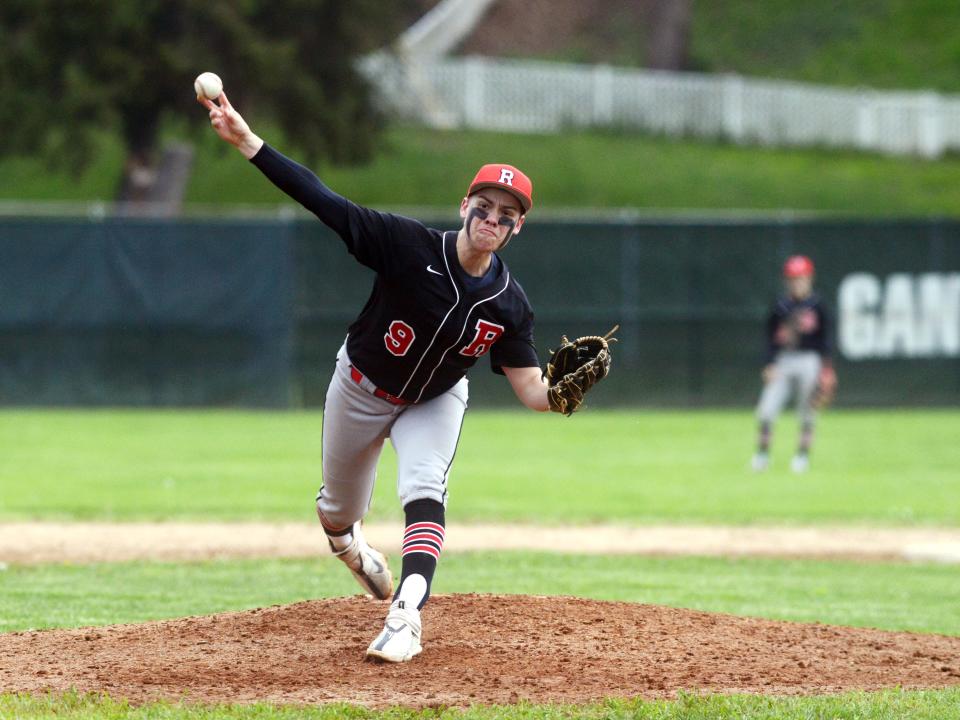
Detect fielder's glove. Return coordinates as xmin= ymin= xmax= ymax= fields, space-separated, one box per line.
xmin=812 ymin=365 xmax=837 ymax=409
xmin=545 ymin=325 xmax=618 ymax=416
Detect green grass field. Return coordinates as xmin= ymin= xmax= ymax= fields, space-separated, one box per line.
xmin=2 ymin=408 xmax=959 ymax=718
xmin=5 ymin=125 xmax=960 ymax=216
xmin=2 ymin=409 xmax=958 ymax=524
xmin=4 ymin=687 xmax=960 ymax=720
xmin=4 ymin=553 xmax=959 ymax=636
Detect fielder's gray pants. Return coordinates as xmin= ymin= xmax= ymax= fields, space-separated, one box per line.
xmin=756 ymin=350 xmax=822 ymax=425
xmin=316 ymin=343 xmax=468 ymax=531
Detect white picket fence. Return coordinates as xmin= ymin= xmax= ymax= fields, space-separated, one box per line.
xmin=361 ymin=54 xmax=960 ymax=158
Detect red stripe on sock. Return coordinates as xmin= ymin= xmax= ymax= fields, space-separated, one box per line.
xmin=402 ymin=543 xmax=441 ymax=559
xmin=403 ymin=531 xmax=444 ymax=546
xmin=403 ymin=541 xmax=442 ymax=556
xmin=404 ymin=521 xmax=445 ymax=537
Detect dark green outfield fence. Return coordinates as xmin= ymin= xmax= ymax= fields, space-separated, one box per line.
xmin=1 ymin=215 xmax=958 ymax=407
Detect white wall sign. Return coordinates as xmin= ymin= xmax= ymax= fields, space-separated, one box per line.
xmin=839 ymin=273 xmax=960 ymax=360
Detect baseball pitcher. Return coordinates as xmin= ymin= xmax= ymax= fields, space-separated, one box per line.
xmin=199 ymin=88 xmax=614 ymax=663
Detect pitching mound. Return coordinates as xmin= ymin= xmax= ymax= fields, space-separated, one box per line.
xmin=3 ymin=594 xmax=959 ymax=708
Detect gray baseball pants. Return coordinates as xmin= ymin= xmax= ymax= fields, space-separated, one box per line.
xmin=316 ymin=343 xmax=468 ymax=531
xmin=756 ymin=350 xmax=822 ymax=424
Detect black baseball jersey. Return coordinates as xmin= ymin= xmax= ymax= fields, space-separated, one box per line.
xmin=764 ymin=293 xmax=831 ymax=364
xmin=251 ymin=144 xmax=539 ymax=403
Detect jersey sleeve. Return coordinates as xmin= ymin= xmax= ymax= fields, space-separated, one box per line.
xmin=489 ymin=307 xmax=539 ymax=374
xmin=249 ymin=143 xmax=425 ymax=273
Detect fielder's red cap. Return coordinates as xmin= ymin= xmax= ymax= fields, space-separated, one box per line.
xmin=783 ymin=255 xmax=815 ymax=277
xmin=467 ymin=164 xmax=533 ymax=213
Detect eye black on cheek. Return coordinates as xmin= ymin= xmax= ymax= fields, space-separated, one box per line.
xmin=467 ymin=207 xmax=489 ymax=227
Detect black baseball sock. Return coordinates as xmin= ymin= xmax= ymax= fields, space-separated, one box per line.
xmin=393 ymin=498 xmax=445 ymax=610
xmin=757 ymin=421 xmax=772 ymax=453
xmin=798 ymin=421 xmax=814 ymax=456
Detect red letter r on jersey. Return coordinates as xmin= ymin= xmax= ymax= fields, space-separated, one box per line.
xmin=459 ymin=320 xmax=504 ymax=357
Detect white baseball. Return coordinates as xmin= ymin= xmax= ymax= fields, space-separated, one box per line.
xmin=194 ymin=72 xmax=223 ymax=100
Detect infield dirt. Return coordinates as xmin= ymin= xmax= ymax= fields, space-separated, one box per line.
xmin=4 ymin=521 xmax=960 ymax=564
xmin=3 ymin=594 xmax=960 ymax=708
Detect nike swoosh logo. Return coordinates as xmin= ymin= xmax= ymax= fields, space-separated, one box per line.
xmin=373 ymin=623 xmax=405 ymax=651
xmin=374 ymin=627 xmax=397 ymax=651
xmin=426 ymin=265 xmax=444 ymax=276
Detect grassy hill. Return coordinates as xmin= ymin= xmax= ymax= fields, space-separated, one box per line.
xmin=4 ymin=125 xmax=960 ymax=216
xmin=461 ymin=0 xmax=960 ymax=94
xmin=697 ymin=0 xmax=960 ymax=92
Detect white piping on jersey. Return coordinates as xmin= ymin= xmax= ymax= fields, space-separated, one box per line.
xmin=397 ymin=231 xmax=461 ymax=398
xmin=413 ymin=271 xmax=511 ymax=404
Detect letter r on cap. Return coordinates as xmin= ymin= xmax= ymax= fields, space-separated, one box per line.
xmin=498 ymin=169 xmax=514 ymax=186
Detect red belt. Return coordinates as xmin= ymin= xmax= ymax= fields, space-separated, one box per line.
xmin=350 ymin=367 xmax=409 ymax=405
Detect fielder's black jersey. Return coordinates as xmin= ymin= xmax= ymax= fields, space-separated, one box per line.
xmin=764 ymin=293 xmax=831 ymax=364
xmin=251 ymin=144 xmax=539 ymax=403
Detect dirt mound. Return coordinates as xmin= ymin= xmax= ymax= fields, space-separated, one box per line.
xmin=2 ymin=594 xmax=959 ymax=708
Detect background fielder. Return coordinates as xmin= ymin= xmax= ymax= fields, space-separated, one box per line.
xmin=199 ymin=88 xmax=611 ymax=663
xmin=752 ymin=255 xmax=837 ymax=473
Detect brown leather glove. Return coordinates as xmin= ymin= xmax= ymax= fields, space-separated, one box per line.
xmin=812 ymin=365 xmax=837 ymax=409
xmin=545 ymin=326 xmax=618 ymax=416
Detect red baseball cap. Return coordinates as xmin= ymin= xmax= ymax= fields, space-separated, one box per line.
xmin=783 ymin=255 xmax=815 ymax=277
xmin=467 ymin=164 xmax=533 ymax=213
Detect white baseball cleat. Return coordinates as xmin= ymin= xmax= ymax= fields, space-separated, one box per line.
xmin=331 ymin=524 xmax=393 ymax=600
xmin=791 ymin=454 xmax=810 ymax=473
xmin=751 ymin=452 xmax=770 ymax=472
xmin=366 ymin=602 xmax=422 ymax=663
